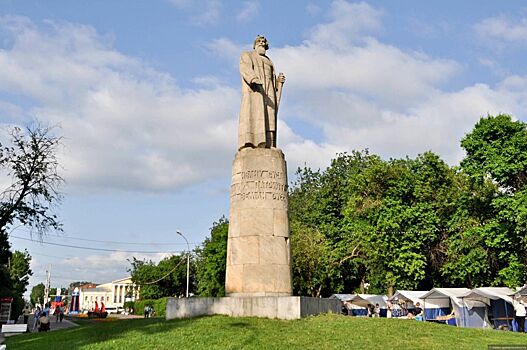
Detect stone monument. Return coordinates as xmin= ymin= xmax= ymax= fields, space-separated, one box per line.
xmin=225 ymin=34 xmax=292 ymax=297
xmin=166 ymin=35 xmax=340 ymax=320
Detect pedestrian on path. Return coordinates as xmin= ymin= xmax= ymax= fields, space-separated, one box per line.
xmin=144 ymin=305 xmax=150 ymax=318
xmin=55 ymin=306 xmax=63 ymax=323
xmin=22 ymin=305 xmax=30 ymax=324
xmin=33 ymin=306 xmax=41 ymax=330
xmin=513 ymin=294 xmax=526 ymax=333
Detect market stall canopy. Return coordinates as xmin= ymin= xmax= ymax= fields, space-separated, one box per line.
xmin=388 ymin=290 xmax=427 ymax=305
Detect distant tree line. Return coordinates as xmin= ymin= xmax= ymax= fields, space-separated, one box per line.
xmin=130 ymin=114 xmax=527 ymax=298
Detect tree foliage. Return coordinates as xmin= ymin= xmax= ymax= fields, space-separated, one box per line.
xmin=0 ymin=124 xmax=63 ymax=236
xmin=30 ymin=282 xmax=45 ymax=306
xmin=457 ymin=114 xmax=527 ymax=286
xmin=194 ymin=217 xmax=228 ymax=297
xmin=129 ymin=254 xmax=193 ymax=299
xmin=3 ymin=249 xmax=32 ymax=320
xmin=289 ymin=151 xmax=467 ymax=294
xmin=0 ymin=123 xmax=62 ymax=319
xmin=289 ymin=114 xmax=527 ymax=294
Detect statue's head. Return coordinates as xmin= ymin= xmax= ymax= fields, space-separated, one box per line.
xmin=253 ymin=35 xmax=269 ymax=50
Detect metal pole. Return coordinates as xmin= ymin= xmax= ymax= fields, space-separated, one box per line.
xmin=177 ymin=230 xmax=190 ymax=298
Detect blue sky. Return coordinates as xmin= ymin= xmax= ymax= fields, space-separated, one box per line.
xmin=1 ymin=0 xmax=527 ymax=293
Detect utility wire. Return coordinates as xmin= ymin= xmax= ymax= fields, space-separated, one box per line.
xmin=10 ymin=235 xmax=185 ymax=254
xmin=28 ymin=251 xmax=75 ymax=260
xmin=13 ymin=230 xmax=200 ymax=246
xmin=44 ymin=234 xmax=201 ymax=246
xmin=141 ymin=259 xmax=185 ymax=285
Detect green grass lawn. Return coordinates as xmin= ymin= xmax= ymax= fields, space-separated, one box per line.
xmin=4 ymin=314 xmax=527 ymax=350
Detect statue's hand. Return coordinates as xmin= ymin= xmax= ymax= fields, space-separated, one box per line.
xmin=250 ymin=77 xmax=263 ymax=91
xmin=278 ymin=73 xmax=286 ymax=84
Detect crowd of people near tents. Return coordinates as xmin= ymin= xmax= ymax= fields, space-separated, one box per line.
xmin=331 ymin=285 xmax=527 ymax=332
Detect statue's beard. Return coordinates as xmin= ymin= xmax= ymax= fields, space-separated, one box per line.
xmin=256 ymin=46 xmax=266 ymax=55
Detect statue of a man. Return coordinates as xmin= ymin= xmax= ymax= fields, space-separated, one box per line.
xmin=238 ymin=35 xmax=285 ymax=150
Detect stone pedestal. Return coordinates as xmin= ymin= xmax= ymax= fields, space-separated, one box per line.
xmin=166 ymin=296 xmax=340 ymax=321
xmin=225 ymin=147 xmax=292 ymax=296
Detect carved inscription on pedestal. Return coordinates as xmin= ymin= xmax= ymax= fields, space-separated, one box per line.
xmin=231 ymin=169 xmax=288 ymax=202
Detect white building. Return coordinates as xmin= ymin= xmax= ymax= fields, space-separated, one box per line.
xmin=79 ymin=277 xmax=139 ymax=311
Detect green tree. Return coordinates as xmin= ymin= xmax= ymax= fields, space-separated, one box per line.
xmin=130 ymin=254 xmax=193 ymax=299
xmin=9 ymin=250 xmax=32 ymax=295
xmin=290 ymin=221 xmax=357 ymax=297
xmin=461 ymin=114 xmax=527 ymax=192
xmin=0 ymin=124 xmax=63 ymax=312
xmin=30 ymin=283 xmax=45 ymax=306
xmin=195 ymin=217 xmax=228 ymax=297
xmin=457 ymin=114 xmax=527 ymax=286
xmin=289 ymin=150 xmax=479 ymax=294
xmin=0 ymin=124 xmax=63 ymax=235
xmin=5 ymin=250 xmax=32 ymax=320
xmin=289 ymin=151 xmax=379 ymax=295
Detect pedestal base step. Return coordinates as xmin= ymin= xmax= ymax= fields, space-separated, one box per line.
xmin=166 ymin=296 xmax=340 ymax=320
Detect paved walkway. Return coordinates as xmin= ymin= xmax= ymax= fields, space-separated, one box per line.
xmin=0 ymin=315 xmax=78 ymax=344
xmin=16 ymin=314 xmax=78 ymax=333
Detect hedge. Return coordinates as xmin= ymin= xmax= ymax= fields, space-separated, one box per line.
xmin=131 ymin=298 xmax=168 ymax=317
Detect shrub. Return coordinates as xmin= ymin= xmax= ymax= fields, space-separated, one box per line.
xmin=133 ymin=298 xmax=168 ymax=317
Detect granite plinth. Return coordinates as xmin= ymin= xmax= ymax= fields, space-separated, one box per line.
xmin=225 ymin=148 xmax=292 ymax=296
xmin=166 ymin=296 xmax=340 ymax=320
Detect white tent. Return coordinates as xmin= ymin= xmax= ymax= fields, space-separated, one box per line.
xmin=421 ymin=288 xmax=471 ymax=325
xmin=461 ymin=287 xmax=514 ymax=305
xmin=329 ymin=294 xmax=354 ymax=302
xmin=516 ymin=285 xmax=527 ymax=297
xmin=329 ymin=294 xmax=387 ymax=316
xmin=348 ymin=294 xmax=388 ymax=308
xmin=388 ymin=290 xmax=427 ymax=306
xmin=387 ymin=290 xmax=428 ymax=318
xmin=462 ymin=287 xmax=516 ymax=329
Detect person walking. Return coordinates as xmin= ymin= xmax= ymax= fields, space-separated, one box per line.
xmin=33 ymin=306 xmax=41 ymax=330
xmin=144 ymin=305 xmax=150 ymax=318
xmin=55 ymin=305 xmax=63 ymax=323
xmin=513 ymin=295 xmax=526 ymax=333
xmin=21 ymin=305 xmax=30 ymax=324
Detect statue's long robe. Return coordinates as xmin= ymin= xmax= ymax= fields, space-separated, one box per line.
xmin=238 ymin=50 xmax=278 ymax=149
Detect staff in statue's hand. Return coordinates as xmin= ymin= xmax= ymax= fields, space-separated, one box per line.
xmin=277 ymin=72 xmax=285 ymax=110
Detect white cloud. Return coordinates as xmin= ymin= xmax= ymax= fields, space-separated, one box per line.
xmin=0 ymin=16 xmax=238 ymax=193
xmin=203 ymin=37 xmax=245 ymax=63
xmin=475 ymin=13 xmax=527 ymax=44
xmin=266 ymin=2 xmax=527 ymax=168
xmin=196 ymin=1 xmax=527 ymax=172
xmin=309 ymin=1 xmax=383 ymax=48
xmin=3 ymin=0 xmax=527 ymax=197
xmin=275 ymin=39 xmax=459 ymax=108
xmin=29 ymin=251 xmax=172 ymax=288
xmin=305 ymin=3 xmax=322 ymax=17
xmin=237 ymin=1 xmax=260 ymax=22
xmin=167 ymin=0 xmax=222 ymax=26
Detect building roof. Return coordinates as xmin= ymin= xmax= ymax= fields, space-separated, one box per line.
xmin=81 ymin=286 xmax=111 ymax=293
xmin=112 ymin=277 xmax=133 ymax=284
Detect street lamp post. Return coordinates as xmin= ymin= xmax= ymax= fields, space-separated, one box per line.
xmin=176 ymin=230 xmax=190 ymax=298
